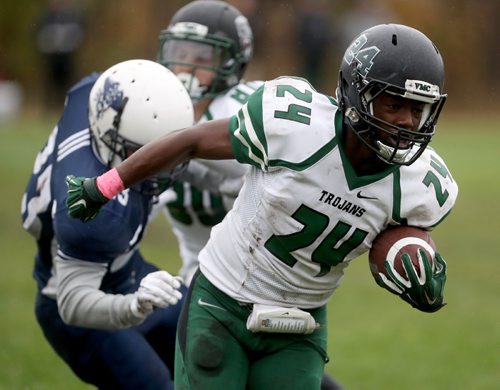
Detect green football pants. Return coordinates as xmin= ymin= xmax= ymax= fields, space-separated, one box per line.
xmin=175 ymin=271 xmax=329 ymax=389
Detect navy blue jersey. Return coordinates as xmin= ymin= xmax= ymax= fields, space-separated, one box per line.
xmin=22 ymin=73 xmax=155 ymax=295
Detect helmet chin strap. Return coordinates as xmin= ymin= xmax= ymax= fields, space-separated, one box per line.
xmin=176 ymin=72 xmax=207 ymax=101
xmin=376 ymin=140 xmax=412 ymax=164
xmin=345 ymin=107 xmax=412 ymax=165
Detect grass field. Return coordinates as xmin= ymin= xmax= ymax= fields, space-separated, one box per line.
xmin=1 ymin=113 xmax=499 ymax=389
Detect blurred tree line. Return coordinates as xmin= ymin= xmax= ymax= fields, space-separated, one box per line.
xmin=1 ymin=0 xmax=498 ymax=116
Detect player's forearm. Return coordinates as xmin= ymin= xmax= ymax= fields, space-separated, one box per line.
xmin=59 ymin=288 xmax=143 ymax=329
xmin=118 ymin=118 xmax=234 ymax=188
xmin=117 ymin=128 xmax=192 ymax=188
xmin=55 ymin=257 xmax=144 ymax=329
xmin=92 ymin=119 xmax=234 ymax=203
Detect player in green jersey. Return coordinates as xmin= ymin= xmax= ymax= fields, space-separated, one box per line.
xmin=65 ymin=23 xmax=458 ymax=389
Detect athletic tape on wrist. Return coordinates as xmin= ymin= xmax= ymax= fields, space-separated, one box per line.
xmin=96 ymin=168 xmax=125 ymax=199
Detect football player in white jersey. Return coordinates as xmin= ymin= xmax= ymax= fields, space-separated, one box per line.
xmin=66 ymin=24 xmax=458 ymax=389
xmin=155 ymin=2 xmax=341 ymax=388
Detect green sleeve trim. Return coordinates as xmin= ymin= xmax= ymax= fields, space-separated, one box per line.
xmin=245 ymin=85 xmax=266 ymax=154
xmin=267 ymin=98 xmax=339 ymax=171
xmin=229 ymin=115 xmax=252 ymax=165
xmin=431 ymin=208 xmax=453 ymax=228
xmin=268 ymin=136 xmax=338 ymax=171
xmin=204 ymin=109 xmax=213 ymax=121
xmin=230 ymin=82 xmax=339 ymax=172
xmin=391 ymin=169 xmax=408 ymax=225
xmin=228 ymin=86 xmax=268 ymax=169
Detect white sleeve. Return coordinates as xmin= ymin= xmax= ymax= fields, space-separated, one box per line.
xmin=230 ymin=77 xmax=337 ymax=172
xmin=400 ymin=149 xmax=458 ymax=229
xmin=55 ymin=256 xmax=145 ymax=329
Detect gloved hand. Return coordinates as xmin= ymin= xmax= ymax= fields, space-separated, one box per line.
xmin=377 ymin=249 xmax=447 ymax=313
xmin=130 ymin=271 xmax=183 ymax=319
xmin=66 ymin=175 xmax=109 ymax=222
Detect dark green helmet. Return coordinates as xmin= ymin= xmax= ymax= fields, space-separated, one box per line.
xmin=337 ymin=24 xmax=447 ymax=165
xmin=158 ymin=0 xmax=253 ymax=101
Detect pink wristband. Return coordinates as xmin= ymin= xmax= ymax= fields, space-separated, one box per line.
xmin=96 ymin=168 xmax=125 ymax=199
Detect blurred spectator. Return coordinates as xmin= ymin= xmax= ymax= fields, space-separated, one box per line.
xmin=296 ymin=0 xmax=333 ymax=88
xmin=231 ymin=0 xmax=264 ymax=51
xmin=0 ymin=67 xmax=23 ymax=123
xmin=337 ymin=0 xmax=397 ymax=49
xmin=36 ymin=0 xmax=85 ymax=110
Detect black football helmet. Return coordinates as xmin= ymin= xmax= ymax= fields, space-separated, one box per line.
xmin=337 ymin=24 xmax=447 ymax=165
xmin=157 ymin=0 xmax=253 ymax=101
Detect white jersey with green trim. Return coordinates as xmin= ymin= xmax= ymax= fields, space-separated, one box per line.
xmin=199 ymin=76 xmax=458 ymax=309
xmin=161 ymin=81 xmax=263 ymax=285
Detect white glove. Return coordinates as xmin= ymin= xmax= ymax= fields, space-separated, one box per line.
xmin=130 ymin=271 xmax=183 ymax=318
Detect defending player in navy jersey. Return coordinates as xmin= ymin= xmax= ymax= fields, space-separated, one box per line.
xmin=65 ymin=23 xmax=458 ymax=390
xmin=21 ymin=60 xmax=192 ymax=389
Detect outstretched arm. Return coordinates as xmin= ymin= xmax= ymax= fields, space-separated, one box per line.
xmin=117 ymin=118 xmax=233 ymax=188
xmin=56 ymin=256 xmax=183 ymax=329
xmin=66 ymin=118 xmax=234 ymax=222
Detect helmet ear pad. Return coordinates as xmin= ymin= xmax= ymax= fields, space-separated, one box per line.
xmin=337 ymin=23 xmax=447 ymax=165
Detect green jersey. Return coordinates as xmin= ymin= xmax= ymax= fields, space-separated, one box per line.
xmin=199 ymin=76 xmax=458 ymax=309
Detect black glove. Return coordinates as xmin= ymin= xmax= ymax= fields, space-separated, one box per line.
xmin=65 ymin=175 xmax=109 ymax=222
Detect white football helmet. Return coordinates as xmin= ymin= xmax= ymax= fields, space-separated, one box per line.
xmin=88 ymin=59 xmax=194 ymax=168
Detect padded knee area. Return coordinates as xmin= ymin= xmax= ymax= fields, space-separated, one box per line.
xmin=191 ymin=333 xmax=224 ymax=370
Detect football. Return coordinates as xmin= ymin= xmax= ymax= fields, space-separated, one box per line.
xmin=369 ymin=226 xmax=436 ymax=282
